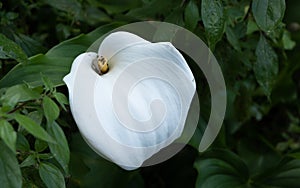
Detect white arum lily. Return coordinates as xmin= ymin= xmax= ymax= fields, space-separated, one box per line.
xmin=63 ymin=31 xmax=196 ymax=170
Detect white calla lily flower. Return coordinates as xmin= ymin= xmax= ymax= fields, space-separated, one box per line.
xmin=63 ymin=31 xmax=196 ymax=170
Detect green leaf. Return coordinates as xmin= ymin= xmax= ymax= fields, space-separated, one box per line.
xmin=20 ymin=155 xmax=36 ymax=168
xmin=41 ymin=75 xmax=54 ymax=92
xmin=254 ymin=34 xmax=278 ymax=98
xmin=35 ymin=139 xmax=48 ymax=152
xmin=43 ymin=96 xmax=60 ymax=123
xmin=44 ymin=0 xmax=81 ymax=16
xmin=255 ymin=159 xmax=300 ymax=188
xmin=237 ymin=138 xmax=281 ymax=176
xmin=0 ymin=33 xmax=28 ymax=63
xmin=13 ymin=33 xmax=46 ymax=57
xmin=194 ymin=142 xmax=300 ymax=188
xmin=246 ymin=19 xmax=259 ymax=35
xmin=282 ymin=30 xmax=296 ymax=50
xmin=82 ymin=7 xmax=111 ymax=26
xmin=14 ymin=114 xmax=55 ymax=143
xmin=225 ymin=1 xmax=249 ymax=25
xmin=16 ymin=133 xmax=30 ymax=151
xmin=252 ymin=0 xmax=286 ymax=32
xmin=38 ymin=153 xmax=54 ymax=160
xmin=194 ymin=149 xmax=249 ymax=188
xmin=0 ymin=84 xmax=40 ymax=110
xmin=201 ymin=0 xmax=225 ymax=50
xmin=164 ymin=7 xmax=185 ymax=26
xmin=68 ymin=133 xmax=143 ymax=187
xmin=0 ymin=23 xmax=122 ymax=88
xmin=39 ymin=162 xmax=66 ymax=188
xmin=0 ymin=140 xmax=22 ymax=188
xmin=2 ymin=84 xmax=41 ymax=104
xmin=28 ymin=110 xmax=43 ymax=126
xmin=0 ymin=91 xmax=20 ymax=109
xmin=47 ymin=121 xmax=70 ymax=174
xmin=53 ymin=92 xmax=68 ymax=111
xmin=89 ymin=0 xmax=142 ymax=14
xmin=0 ymin=119 xmax=17 ymax=153
xmin=184 ymin=0 xmax=200 ymax=31
xmin=226 ymin=26 xmax=241 ymax=51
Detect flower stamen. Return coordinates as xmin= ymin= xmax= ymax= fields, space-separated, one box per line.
xmin=97 ymin=56 xmax=109 ymax=75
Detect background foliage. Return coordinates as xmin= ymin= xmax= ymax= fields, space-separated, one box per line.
xmin=0 ymin=0 xmax=300 ymax=187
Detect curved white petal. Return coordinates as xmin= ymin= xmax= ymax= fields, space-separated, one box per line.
xmin=63 ymin=52 xmax=98 ymax=102
xmin=98 ymin=31 xmax=149 ymax=60
xmin=64 ymin=32 xmax=196 ymax=170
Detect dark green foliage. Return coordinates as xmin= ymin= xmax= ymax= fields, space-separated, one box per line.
xmin=0 ymin=0 xmax=299 ymax=187
xmin=0 ymin=141 xmax=22 ymax=188
xmin=201 ymin=0 xmax=225 ymax=50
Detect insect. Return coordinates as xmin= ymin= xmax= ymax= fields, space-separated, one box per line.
xmin=95 ymin=55 xmax=109 ymax=75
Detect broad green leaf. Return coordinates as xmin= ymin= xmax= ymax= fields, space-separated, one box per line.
xmin=47 ymin=121 xmax=70 ymax=174
xmin=0 ymin=91 xmax=20 ymax=109
xmin=53 ymin=92 xmax=69 ymax=111
xmin=0 ymin=23 xmax=122 ymax=88
xmin=1 ymin=84 xmax=40 ymax=110
xmin=201 ymin=0 xmax=225 ymax=50
xmin=255 ymin=159 xmax=300 ymax=188
xmin=28 ymin=110 xmax=43 ymax=126
xmin=237 ymin=138 xmax=281 ymax=176
xmin=39 ymin=162 xmax=65 ymax=188
xmin=13 ymin=33 xmax=46 ymax=57
xmin=14 ymin=114 xmax=55 ymax=143
xmin=0 ymin=33 xmax=28 ymax=63
xmin=254 ymin=34 xmax=278 ymax=98
xmin=184 ymin=0 xmax=200 ymax=31
xmin=16 ymin=133 xmax=30 ymax=151
xmin=34 ymin=139 xmax=48 ymax=152
xmin=20 ymin=155 xmax=36 ymax=168
xmin=0 ymin=140 xmax=22 ymax=188
xmin=195 ymin=143 xmax=300 ymax=188
xmin=0 ymin=119 xmax=17 ymax=152
xmin=43 ymin=96 xmax=59 ymax=123
xmin=194 ymin=149 xmax=249 ymax=188
xmin=1 ymin=84 xmax=41 ymax=104
xmin=0 ymin=55 xmax=71 ymax=88
xmin=252 ymin=0 xmax=286 ymax=32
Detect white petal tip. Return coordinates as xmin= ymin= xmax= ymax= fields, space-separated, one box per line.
xmin=63 ymin=74 xmax=71 ymax=85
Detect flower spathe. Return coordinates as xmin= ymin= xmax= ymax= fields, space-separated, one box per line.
xmin=63 ymin=31 xmax=196 ymax=170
